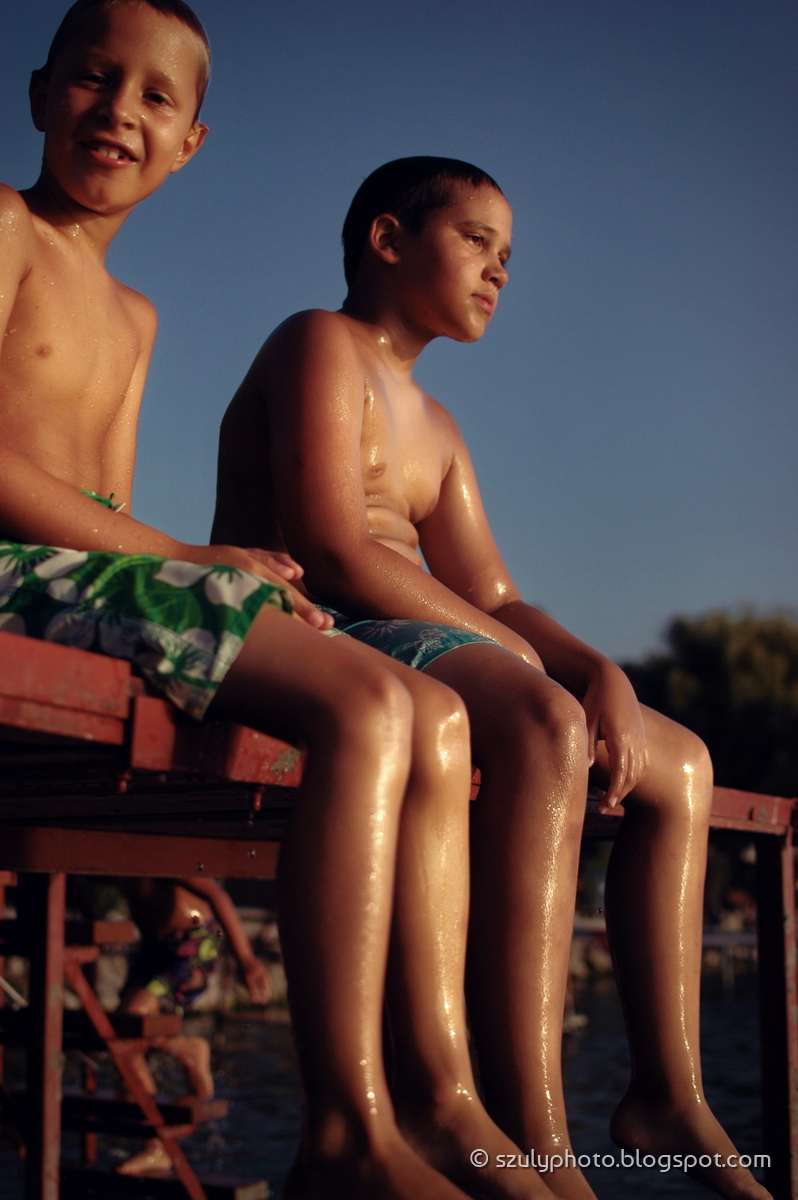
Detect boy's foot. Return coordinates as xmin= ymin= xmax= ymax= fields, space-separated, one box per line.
xmin=610 ymin=1088 xmax=773 ymax=1200
xmin=397 ymin=1091 xmax=582 ymax=1200
xmin=117 ymin=1139 xmax=173 ymax=1176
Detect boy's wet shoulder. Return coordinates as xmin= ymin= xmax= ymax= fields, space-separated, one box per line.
xmin=264 ymin=307 xmax=362 ymax=351
xmin=0 ymin=184 xmax=38 ymax=261
xmin=253 ymin=307 xmax=371 ymax=387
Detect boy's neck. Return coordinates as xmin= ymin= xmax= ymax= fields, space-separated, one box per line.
xmin=340 ymin=288 xmax=431 ymax=375
xmin=23 ymin=172 xmax=130 ymax=261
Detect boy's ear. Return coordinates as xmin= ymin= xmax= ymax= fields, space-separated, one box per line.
xmin=29 ymin=70 xmax=49 ymax=133
xmin=368 ymin=214 xmax=403 ymax=266
xmin=169 ymin=122 xmax=209 ymax=174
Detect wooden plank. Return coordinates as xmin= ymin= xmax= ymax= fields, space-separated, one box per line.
xmin=710 ymin=785 xmax=795 ymax=835
xmin=0 ymin=918 xmax=135 ymax=946
xmin=128 ymin=694 xmax=303 ymax=784
xmin=0 ymin=1009 xmax=182 ymax=1045
xmin=0 ymin=634 xmax=131 ymax=718
xmin=60 ymin=1090 xmax=228 ymax=1128
xmin=0 ymin=825 xmax=282 ymax=879
xmin=63 ymin=919 xmax=137 ymax=946
xmin=204 ymin=723 xmax=303 ymax=786
xmin=0 ymin=695 xmax=126 ymax=744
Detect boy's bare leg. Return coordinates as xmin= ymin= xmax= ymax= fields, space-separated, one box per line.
xmin=115 ymin=989 xmax=212 ymax=1176
xmin=213 ymin=612 xmax=473 ymax=1199
xmin=601 ymin=708 xmax=771 ymax=1200
xmin=343 ymin=652 xmax=557 ymax=1200
xmin=426 ymin=645 xmax=596 ymax=1200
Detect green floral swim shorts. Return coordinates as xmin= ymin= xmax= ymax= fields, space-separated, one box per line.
xmin=0 ymin=541 xmax=293 ymax=720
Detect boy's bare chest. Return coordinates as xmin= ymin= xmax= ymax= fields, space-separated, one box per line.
xmin=2 ymin=249 xmax=139 ymax=420
xmin=359 ymin=382 xmax=447 ymax=524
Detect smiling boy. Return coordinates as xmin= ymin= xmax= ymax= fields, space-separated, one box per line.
xmin=0 ymin=0 xmax=209 ymax=540
xmin=214 ymin=157 xmax=771 ymax=1200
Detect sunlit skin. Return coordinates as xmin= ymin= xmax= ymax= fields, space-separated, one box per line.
xmin=214 ymin=181 xmax=772 ymax=1200
xmin=0 ymin=10 xmax=545 ymax=1197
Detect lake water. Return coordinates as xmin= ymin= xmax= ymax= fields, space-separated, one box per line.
xmin=0 ymin=967 xmax=767 ymax=1198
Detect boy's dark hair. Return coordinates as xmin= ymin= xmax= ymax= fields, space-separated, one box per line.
xmin=38 ymin=0 xmax=211 ymax=115
xmin=342 ymin=156 xmax=503 ymax=287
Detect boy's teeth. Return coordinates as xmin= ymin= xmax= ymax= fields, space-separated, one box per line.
xmin=92 ymin=143 xmax=130 ymax=160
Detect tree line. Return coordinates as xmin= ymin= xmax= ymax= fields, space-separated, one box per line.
xmin=621 ymin=609 xmax=798 ymax=797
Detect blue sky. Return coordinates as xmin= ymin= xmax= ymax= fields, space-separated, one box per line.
xmin=4 ymin=0 xmax=796 ymax=663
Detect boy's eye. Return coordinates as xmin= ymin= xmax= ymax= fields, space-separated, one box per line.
xmin=78 ymin=71 xmax=107 ymax=87
xmin=145 ymin=91 xmax=170 ymax=106
xmin=467 ymin=234 xmax=484 ymax=248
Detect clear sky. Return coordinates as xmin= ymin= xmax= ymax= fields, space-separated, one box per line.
xmin=4 ymin=0 xmax=796 ymax=663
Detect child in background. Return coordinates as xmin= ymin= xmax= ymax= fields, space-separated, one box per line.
xmin=118 ymin=876 xmax=272 ymax=1176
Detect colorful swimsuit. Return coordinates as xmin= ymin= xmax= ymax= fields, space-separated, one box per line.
xmin=124 ymin=920 xmax=222 ymax=1013
xmin=0 ymin=498 xmax=293 ymax=720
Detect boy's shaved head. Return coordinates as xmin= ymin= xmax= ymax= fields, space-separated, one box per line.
xmin=342 ymin=156 xmax=503 ymax=287
xmin=38 ymin=0 xmax=211 ymax=115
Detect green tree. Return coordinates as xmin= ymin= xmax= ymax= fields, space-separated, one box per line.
xmin=622 ymin=609 xmax=798 ymax=796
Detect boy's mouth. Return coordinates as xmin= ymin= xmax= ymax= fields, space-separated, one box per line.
xmin=473 ymin=293 xmax=496 ymax=316
xmin=82 ymin=140 xmax=137 ymax=164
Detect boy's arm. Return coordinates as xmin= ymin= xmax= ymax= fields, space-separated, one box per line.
xmin=0 ymin=442 xmax=316 ymax=610
xmin=447 ymin=396 xmax=643 ymax=800
xmin=96 ymin=285 xmax=155 ymax=514
xmin=424 ymin=443 xmax=648 ymax=803
xmin=261 ymin=312 xmax=540 ymax=664
xmin=495 ymin=602 xmax=649 ymax=806
xmin=179 ymin=877 xmax=271 ymax=1005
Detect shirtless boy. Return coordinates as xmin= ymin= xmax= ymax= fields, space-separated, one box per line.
xmin=214 ymin=157 xmax=771 ymax=1200
xmin=1 ymin=21 xmax=547 ymax=1199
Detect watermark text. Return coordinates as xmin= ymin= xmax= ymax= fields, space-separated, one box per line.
xmin=468 ymin=1148 xmax=769 ymax=1174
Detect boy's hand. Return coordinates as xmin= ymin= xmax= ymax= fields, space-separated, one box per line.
xmin=583 ymin=661 xmax=649 ymax=808
xmin=244 ymin=548 xmax=305 ymax=580
xmin=242 ymin=959 xmax=272 ymax=1005
xmin=182 ymin=544 xmax=333 ymax=630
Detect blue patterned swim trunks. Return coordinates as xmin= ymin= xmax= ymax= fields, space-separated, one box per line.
xmin=319 ymin=608 xmax=499 ymax=671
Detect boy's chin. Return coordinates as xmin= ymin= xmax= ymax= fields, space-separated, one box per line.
xmin=454 ymin=329 xmax=486 ymax=345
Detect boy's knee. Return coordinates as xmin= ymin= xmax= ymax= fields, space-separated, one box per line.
xmin=467 ymin=664 xmax=588 ymax=773
xmin=680 ymin=728 xmax=713 ymax=800
xmin=417 ymin=680 xmax=469 ymax=752
xmin=332 ymin=661 xmax=414 ymax=745
xmin=521 ymin=679 xmax=588 ymax=759
xmin=359 ymin=663 xmax=415 ymax=724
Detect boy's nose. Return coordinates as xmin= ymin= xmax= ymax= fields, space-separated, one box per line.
xmin=100 ymin=85 xmax=137 ymax=127
xmin=486 ymin=259 xmax=508 ymax=289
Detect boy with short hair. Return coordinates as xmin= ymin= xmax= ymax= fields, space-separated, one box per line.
xmin=214 ymin=156 xmax=771 ymax=1200
xmin=2 ymin=24 xmax=541 ymax=1198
